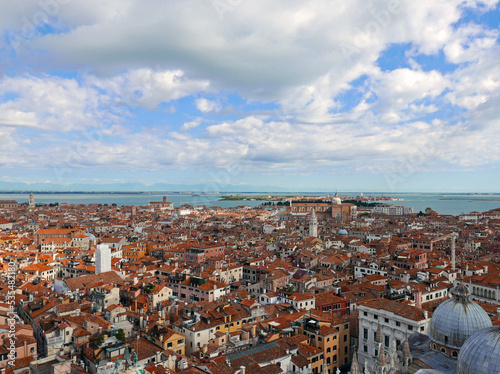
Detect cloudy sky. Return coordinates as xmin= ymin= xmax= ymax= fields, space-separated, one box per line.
xmin=1 ymin=0 xmax=499 ymax=192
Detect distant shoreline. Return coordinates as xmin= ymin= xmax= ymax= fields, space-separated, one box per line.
xmin=1 ymin=191 xmax=499 ymax=195
xmin=0 ymin=191 xmax=216 ymax=195
xmin=440 ymin=198 xmax=500 ymax=201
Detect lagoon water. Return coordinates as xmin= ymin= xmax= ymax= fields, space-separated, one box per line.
xmin=1 ymin=192 xmax=500 ymax=216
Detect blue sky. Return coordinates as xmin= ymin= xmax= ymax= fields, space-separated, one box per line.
xmin=0 ymin=0 xmax=499 ymax=192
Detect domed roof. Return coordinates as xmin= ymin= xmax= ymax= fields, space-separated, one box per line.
xmin=337 ymin=229 xmax=348 ymax=236
xmin=415 ymin=370 xmax=446 ymax=374
xmin=457 ymin=326 xmax=500 ymax=374
xmin=429 ymin=283 xmax=492 ymax=349
xmin=332 ymin=192 xmax=342 ymax=205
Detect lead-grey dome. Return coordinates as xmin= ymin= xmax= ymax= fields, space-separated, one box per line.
xmin=429 ymin=283 xmax=492 ymax=349
xmin=457 ymin=326 xmax=500 ymax=374
xmin=415 ymin=370 xmax=446 ymax=374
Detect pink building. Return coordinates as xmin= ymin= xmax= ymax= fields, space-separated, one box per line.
xmin=0 ymin=334 xmax=37 ymax=368
xmin=184 ymin=244 xmax=225 ymax=265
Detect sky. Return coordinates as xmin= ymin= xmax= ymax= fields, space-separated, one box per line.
xmin=0 ymin=0 xmax=499 ymax=192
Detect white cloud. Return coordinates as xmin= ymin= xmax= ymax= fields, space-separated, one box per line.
xmin=21 ymin=0 xmax=494 ymax=111
xmin=1 ymin=0 xmax=500 ymax=184
xmin=444 ymin=23 xmax=498 ymax=63
xmin=195 ymin=98 xmax=221 ymax=113
xmin=369 ymin=68 xmax=449 ymax=122
xmin=0 ymin=75 xmax=105 ymax=131
xmin=181 ymin=119 xmax=202 ymax=131
xmin=89 ymin=69 xmax=210 ymax=110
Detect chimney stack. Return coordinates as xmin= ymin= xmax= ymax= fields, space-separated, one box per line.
xmin=415 ymin=291 xmax=422 ymax=309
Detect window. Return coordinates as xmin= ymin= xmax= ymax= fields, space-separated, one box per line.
xmin=408 ymin=325 xmax=413 ymax=331
xmin=364 ymin=328 xmax=368 ymax=340
xmin=384 ymin=318 xmax=389 ymax=323
xmin=420 ymin=326 xmax=425 ymax=331
xmin=384 ymin=335 xmax=390 ymax=348
xmin=343 ymin=334 xmax=347 ymax=342
xmin=363 ymin=311 xmax=367 ymax=316
xmin=344 ymin=346 xmax=348 ymax=354
xmin=374 ymin=314 xmax=378 ymax=320
xmin=363 ymin=345 xmax=368 ymax=353
xmin=396 ymin=321 xmax=401 ymax=327
xmin=327 ymin=347 xmax=331 ymax=353
xmin=396 ymin=339 xmax=401 ymax=348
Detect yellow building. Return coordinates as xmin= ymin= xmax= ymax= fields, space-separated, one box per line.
xmin=141 ymin=323 xmax=186 ymax=355
xmin=301 ymin=312 xmax=351 ymax=374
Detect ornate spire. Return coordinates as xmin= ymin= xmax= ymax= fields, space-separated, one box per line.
xmin=401 ymin=336 xmax=412 ymax=370
xmin=322 ymin=359 xmax=328 ymax=374
xmin=378 ymin=348 xmax=386 ymax=367
xmin=351 ymin=351 xmax=360 ymax=374
xmin=403 ymin=337 xmax=411 ymax=359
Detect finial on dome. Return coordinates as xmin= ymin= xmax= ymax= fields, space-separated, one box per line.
xmin=451 ymin=281 xmax=471 ymax=303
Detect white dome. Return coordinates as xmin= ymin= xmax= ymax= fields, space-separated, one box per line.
xmin=337 ymin=229 xmax=348 ymax=236
xmin=429 ymin=283 xmax=492 ymax=349
xmin=457 ymin=326 xmax=500 ymax=374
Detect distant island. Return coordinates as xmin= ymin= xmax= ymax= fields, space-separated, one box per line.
xmin=220 ymin=195 xmax=386 ymax=208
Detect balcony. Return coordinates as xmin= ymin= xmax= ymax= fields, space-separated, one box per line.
xmin=47 ymin=336 xmax=64 ymax=346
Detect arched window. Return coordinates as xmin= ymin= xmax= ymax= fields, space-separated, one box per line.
xmin=441 ymin=348 xmax=446 ymax=354
xmin=452 ymin=351 xmax=458 ymax=358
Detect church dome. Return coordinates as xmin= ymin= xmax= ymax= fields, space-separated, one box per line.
xmin=456 ymin=326 xmax=500 ymax=374
xmin=337 ymin=229 xmax=348 ymax=236
xmin=332 ymin=192 xmax=342 ymax=205
xmin=429 ymin=283 xmax=492 ymax=349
